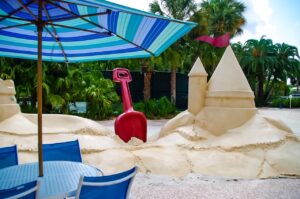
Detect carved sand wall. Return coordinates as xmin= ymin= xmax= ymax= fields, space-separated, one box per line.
xmin=0 ymin=79 xmax=20 ymax=121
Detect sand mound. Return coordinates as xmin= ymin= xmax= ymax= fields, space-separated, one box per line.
xmin=2 ymin=112 xmax=300 ymax=179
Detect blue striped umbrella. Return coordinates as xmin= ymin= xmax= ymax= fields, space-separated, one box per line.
xmin=0 ymin=0 xmax=196 ymax=62
xmin=0 ymin=0 xmax=197 ymax=177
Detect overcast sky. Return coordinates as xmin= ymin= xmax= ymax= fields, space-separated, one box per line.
xmin=107 ymin=0 xmax=300 ymax=51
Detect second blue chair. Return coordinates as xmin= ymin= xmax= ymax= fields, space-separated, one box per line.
xmin=43 ymin=140 xmax=82 ymax=162
xmin=0 ymin=145 xmax=18 ymax=169
xmin=75 ymin=167 xmax=137 ymax=199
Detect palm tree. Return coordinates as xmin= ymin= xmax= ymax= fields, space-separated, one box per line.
xmin=188 ymin=0 xmax=246 ymax=76
xmin=269 ymin=43 xmax=299 ymax=98
xmin=150 ymin=0 xmax=197 ymax=104
xmin=232 ymin=42 xmax=257 ymax=90
xmin=241 ymin=36 xmax=276 ymax=105
xmin=233 ymin=37 xmax=299 ymax=105
xmin=198 ymin=0 xmax=246 ymax=36
xmin=293 ymin=60 xmax=300 ymax=92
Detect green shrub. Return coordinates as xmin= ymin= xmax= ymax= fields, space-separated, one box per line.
xmin=271 ymin=97 xmax=300 ymax=108
xmin=112 ymin=103 xmax=124 ymax=116
xmin=157 ymin=96 xmax=176 ymax=116
xmin=133 ymin=97 xmax=176 ymax=119
xmin=85 ymin=79 xmax=119 ymax=120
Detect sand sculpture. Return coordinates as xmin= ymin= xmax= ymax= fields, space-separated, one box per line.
xmin=157 ymin=46 xmax=300 ymax=178
xmin=1 ymin=46 xmax=299 ymax=179
xmin=0 ymin=79 xmax=113 ymax=150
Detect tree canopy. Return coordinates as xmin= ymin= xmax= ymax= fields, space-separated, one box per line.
xmin=1 ymin=0 xmax=300 ymax=118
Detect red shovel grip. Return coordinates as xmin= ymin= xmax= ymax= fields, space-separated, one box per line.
xmin=113 ymin=68 xmax=132 ymax=83
xmin=113 ymin=68 xmax=133 ymax=112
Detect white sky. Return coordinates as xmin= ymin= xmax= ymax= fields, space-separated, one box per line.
xmin=107 ymin=0 xmax=300 ymax=51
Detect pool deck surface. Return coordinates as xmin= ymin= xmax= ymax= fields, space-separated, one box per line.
xmin=131 ymin=174 xmax=300 ymax=199
xmin=98 ymin=108 xmax=300 ymax=199
xmin=258 ymin=108 xmax=300 ymax=136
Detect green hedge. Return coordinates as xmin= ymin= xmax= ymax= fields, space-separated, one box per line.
xmin=112 ymin=97 xmax=176 ymax=119
xmin=271 ymin=97 xmax=300 ymax=108
xmin=133 ymin=97 xmax=176 ymax=119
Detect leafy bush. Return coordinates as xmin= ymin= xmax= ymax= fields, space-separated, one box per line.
xmin=271 ymin=97 xmax=300 ymax=108
xmin=133 ymin=96 xmax=176 ymax=119
xmin=111 ymin=103 xmax=124 ymax=116
xmin=84 ymin=78 xmax=119 ymax=120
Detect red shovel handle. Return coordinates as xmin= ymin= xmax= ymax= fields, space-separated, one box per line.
xmin=113 ymin=68 xmax=133 ymax=112
xmin=113 ymin=68 xmax=147 ymax=143
xmin=113 ymin=68 xmax=132 ymax=82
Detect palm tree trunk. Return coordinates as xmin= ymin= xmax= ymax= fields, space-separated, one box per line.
xmin=142 ymin=60 xmax=151 ymax=101
xmin=143 ymin=71 xmax=152 ymax=101
xmin=257 ymin=74 xmax=265 ymax=106
xmin=265 ymin=79 xmax=276 ymax=103
xmin=170 ymin=66 xmax=176 ymax=104
xmin=297 ymin=77 xmax=299 ymax=92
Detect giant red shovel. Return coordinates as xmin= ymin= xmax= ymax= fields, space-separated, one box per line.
xmin=113 ymin=68 xmax=147 ymax=142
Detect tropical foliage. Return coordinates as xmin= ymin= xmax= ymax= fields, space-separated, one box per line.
xmin=191 ymin=0 xmax=246 ymax=37
xmin=134 ymin=96 xmax=176 ymax=119
xmin=188 ymin=0 xmax=246 ymax=75
xmin=149 ymin=0 xmax=197 ymax=103
xmin=232 ymin=36 xmax=299 ymax=105
xmin=271 ymin=97 xmax=300 ymax=108
xmin=0 ymin=58 xmax=119 ymax=119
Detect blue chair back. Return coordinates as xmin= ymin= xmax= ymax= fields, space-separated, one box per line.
xmin=43 ymin=140 xmax=82 ymax=162
xmin=76 ymin=167 xmax=137 ymax=199
xmin=0 ymin=145 xmax=18 ymax=169
xmin=0 ymin=180 xmax=40 ymax=199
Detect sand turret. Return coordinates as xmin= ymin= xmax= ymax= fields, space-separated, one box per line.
xmin=188 ymin=57 xmax=208 ymax=114
xmin=206 ymin=46 xmax=255 ymax=108
xmin=0 ymin=79 xmax=21 ymax=121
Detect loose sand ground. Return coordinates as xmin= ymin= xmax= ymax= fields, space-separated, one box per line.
xmin=98 ymin=108 xmax=300 ymax=199
xmin=130 ymin=174 xmax=300 ymax=199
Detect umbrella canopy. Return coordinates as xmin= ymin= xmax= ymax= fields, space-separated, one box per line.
xmin=0 ymin=0 xmax=197 ymax=177
xmin=0 ymin=0 xmax=196 ymax=62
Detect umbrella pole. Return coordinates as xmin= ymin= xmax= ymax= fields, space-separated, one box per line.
xmin=37 ymin=0 xmax=43 ymax=177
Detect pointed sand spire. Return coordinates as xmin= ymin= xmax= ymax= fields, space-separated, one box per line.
xmin=188 ymin=57 xmax=208 ymax=77
xmin=208 ymin=46 xmax=253 ymax=93
xmin=188 ymin=57 xmax=208 ymax=114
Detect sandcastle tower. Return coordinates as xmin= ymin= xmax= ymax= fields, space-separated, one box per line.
xmin=188 ymin=57 xmax=208 ymax=114
xmin=0 ymin=79 xmax=20 ymax=121
xmin=194 ymin=46 xmax=257 ymax=135
xmin=205 ymin=46 xmax=255 ymax=108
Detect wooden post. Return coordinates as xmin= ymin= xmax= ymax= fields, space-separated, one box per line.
xmin=37 ymin=0 xmax=43 ymax=177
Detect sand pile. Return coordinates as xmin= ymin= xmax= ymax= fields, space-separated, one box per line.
xmin=1 ymin=112 xmax=299 ymax=179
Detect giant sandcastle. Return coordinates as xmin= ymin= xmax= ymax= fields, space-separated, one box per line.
xmin=0 ymin=46 xmax=300 ymax=179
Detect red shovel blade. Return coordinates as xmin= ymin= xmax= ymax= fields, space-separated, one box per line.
xmin=115 ymin=111 xmax=147 ymax=142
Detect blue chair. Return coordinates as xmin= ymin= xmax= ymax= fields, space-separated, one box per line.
xmin=43 ymin=140 xmax=82 ymax=162
xmin=0 ymin=180 xmax=40 ymax=199
xmin=0 ymin=145 xmax=18 ymax=169
xmin=75 ymin=167 xmax=137 ymax=199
